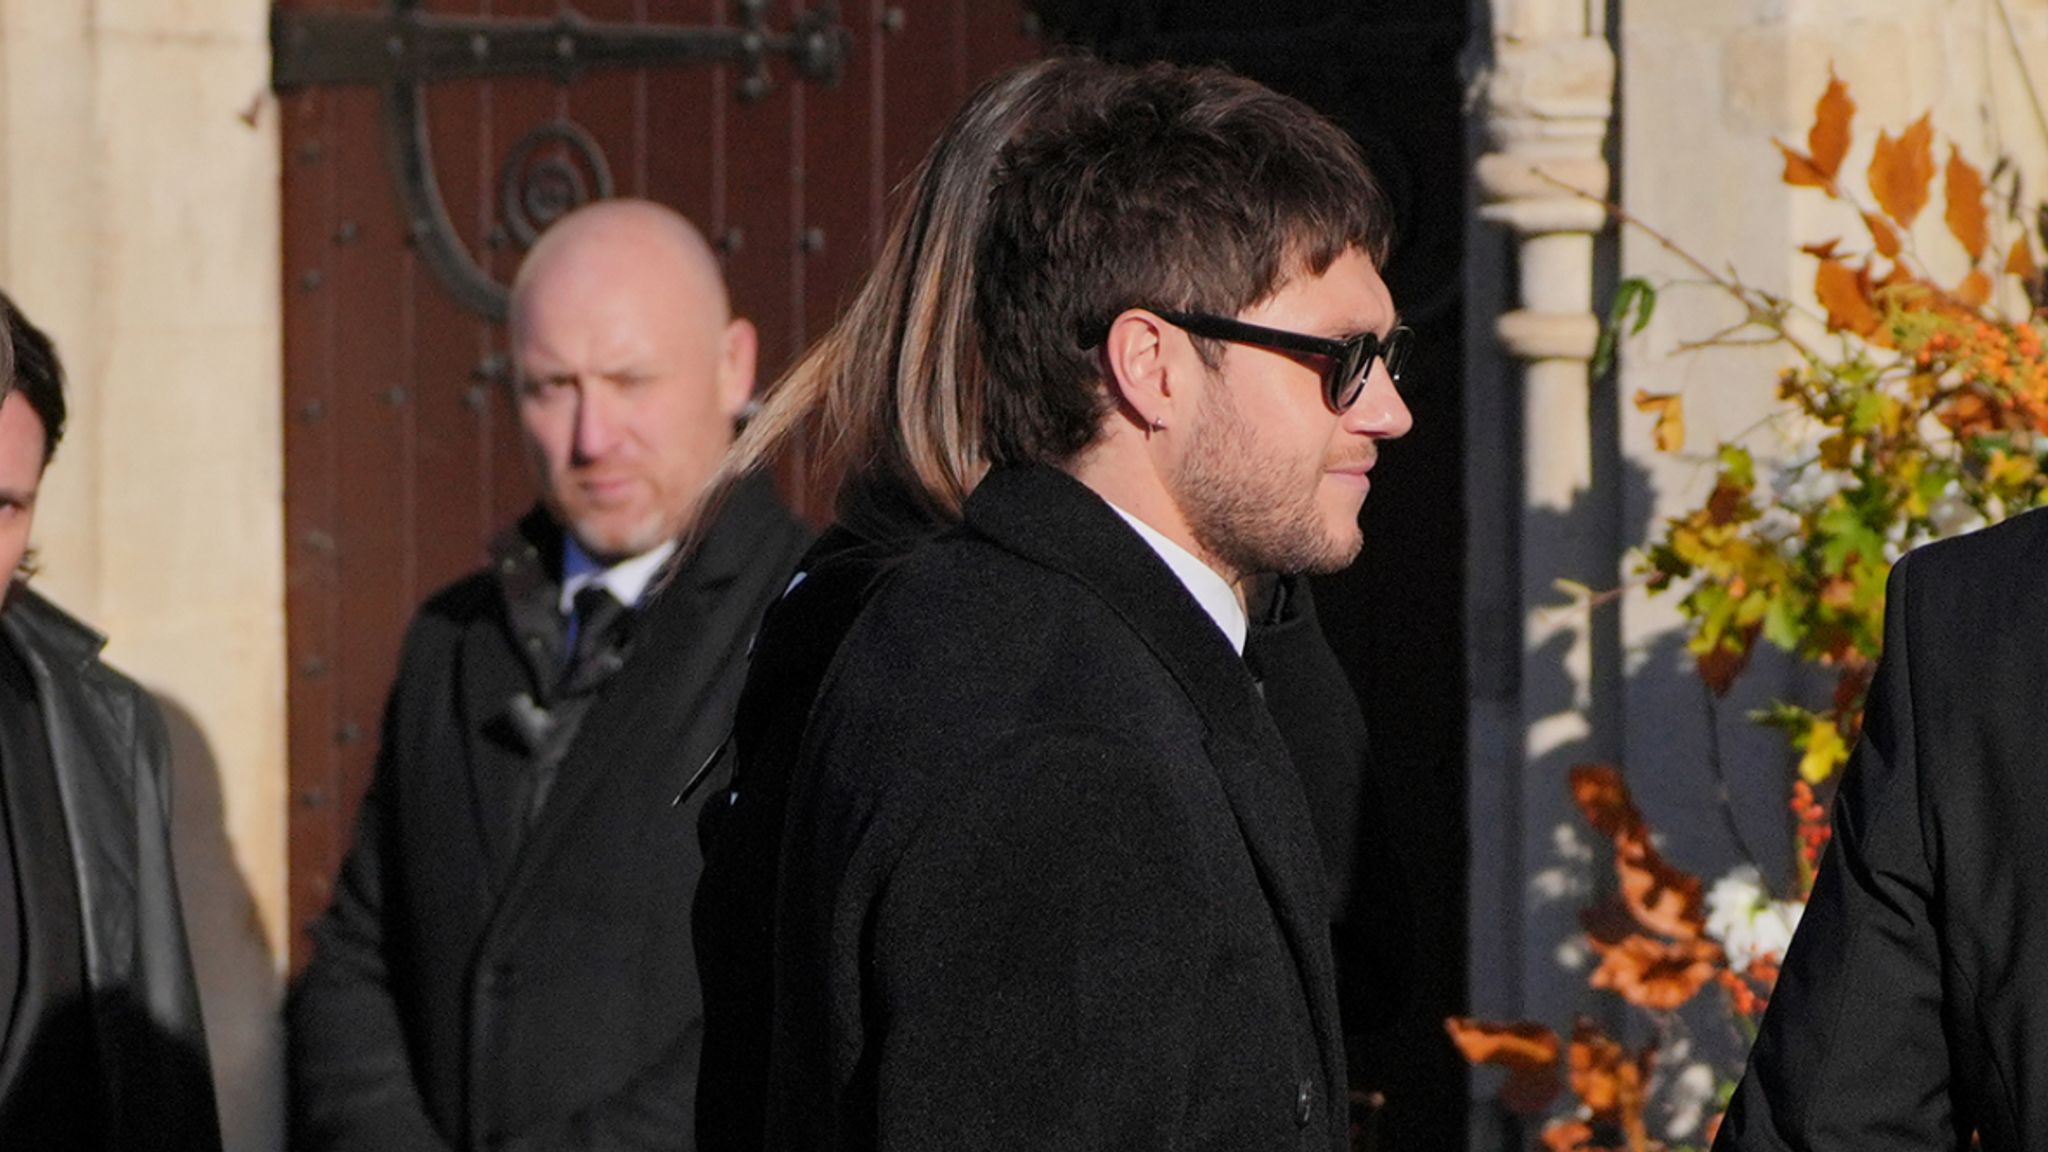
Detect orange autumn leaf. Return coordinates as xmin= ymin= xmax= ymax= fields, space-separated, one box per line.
xmin=1779 ymin=73 xmax=1855 ymax=191
xmin=1780 ymin=144 xmax=1832 ymax=191
xmin=1939 ymin=390 xmax=1996 ymax=437
xmin=1958 ymin=268 xmax=1993 ymax=307
xmin=1808 ymin=71 xmax=1855 ymax=182
xmin=1585 ymin=931 xmax=1722 ymax=1012
xmin=1945 ymin=146 xmax=1990 ymax=263
xmin=1816 ymin=257 xmax=1880 ymax=336
xmin=1864 ymin=212 xmax=1901 ymax=259
xmin=1569 ymin=763 xmax=1643 ymax=841
xmin=1800 ymin=238 xmax=1842 ymax=261
xmin=1632 ymin=390 xmax=1685 ymax=452
xmin=1444 ymin=1018 xmax=1562 ymax=1115
xmin=1568 ymin=1018 xmax=1650 ymax=1121
xmin=1570 ymin=768 xmax=1708 ymax=937
xmin=2008 ymin=237 xmax=2040 ymax=283
xmin=1869 ymin=114 xmax=1936 ymax=229
xmin=1616 ymin=829 xmax=1708 ymax=939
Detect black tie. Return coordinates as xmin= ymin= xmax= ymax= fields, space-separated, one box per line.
xmin=561 ymin=585 xmax=629 ymax=698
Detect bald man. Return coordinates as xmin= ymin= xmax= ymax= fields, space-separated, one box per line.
xmin=288 ymin=201 xmax=810 ymax=1152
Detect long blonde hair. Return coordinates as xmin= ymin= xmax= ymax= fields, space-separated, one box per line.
xmin=702 ymin=55 xmax=1107 ymax=531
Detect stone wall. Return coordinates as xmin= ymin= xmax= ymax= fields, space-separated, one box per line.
xmin=0 ymin=2 xmax=284 ymax=1149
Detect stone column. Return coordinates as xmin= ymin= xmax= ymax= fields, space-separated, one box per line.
xmin=1465 ymin=0 xmax=1617 ymax=1097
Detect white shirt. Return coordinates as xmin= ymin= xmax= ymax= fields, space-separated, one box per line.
xmin=559 ymin=536 xmax=678 ymax=615
xmin=1104 ymin=501 xmax=1247 ymax=655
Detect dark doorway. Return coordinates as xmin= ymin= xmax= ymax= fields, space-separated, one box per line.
xmin=1031 ymin=6 xmax=1472 ymax=1149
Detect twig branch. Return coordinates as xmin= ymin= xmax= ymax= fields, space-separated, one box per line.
xmin=1699 ymin=678 xmax=1772 ymax=890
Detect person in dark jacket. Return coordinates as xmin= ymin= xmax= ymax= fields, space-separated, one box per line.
xmin=758 ymin=62 xmax=1415 ymax=1151
xmin=287 ymin=201 xmax=810 ymax=1152
xmin=1714 ymin=510 xmax=2048 ymax=1149
xmin=0 ymin=289 xmax=222 ymax=1150
xmin=691 ymin=55 xmax=1413 ymax=1152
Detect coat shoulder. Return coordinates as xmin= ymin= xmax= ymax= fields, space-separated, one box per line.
xmin=1905 ymin=505 xmax=2048 ymax=600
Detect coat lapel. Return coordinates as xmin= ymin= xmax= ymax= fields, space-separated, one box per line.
xmin=965 ymin=465 xmax=1345 ymax=1109
xmin=461 ymin=511 xmax=573 ymax=890
xmin=0 ymin=591 xmax=139 ymax=998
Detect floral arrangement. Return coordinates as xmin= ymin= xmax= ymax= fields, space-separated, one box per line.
xmin=1445 ymin=72 xmax=2048 ymax=1150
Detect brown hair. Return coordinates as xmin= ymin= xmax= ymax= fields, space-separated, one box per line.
xmin=975 ymin=62 xmax=1393 ymax=468
xmin=0 ymin=289 xmax=66 ymax=467
xmin=701 ymin=55 xmax=1116 ymax=528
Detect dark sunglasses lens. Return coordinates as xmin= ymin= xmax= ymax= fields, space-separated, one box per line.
xmin=1332 ymin=336 xmax=1377 ymax=409
xmin=1383 ymin=328 xmax=1413 ymax=385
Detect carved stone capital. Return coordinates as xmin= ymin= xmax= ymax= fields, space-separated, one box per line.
xmin=1496 ymin=309 xmax=1601 ymax=362
xmin=1485 ymin=35 xmax=1616 ymax=132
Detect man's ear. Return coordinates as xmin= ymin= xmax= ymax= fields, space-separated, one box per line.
xmin=1102 ymin=309 xmax=1179 ymax=431
xmin=717 ymin=316 xmax=759 ymax=419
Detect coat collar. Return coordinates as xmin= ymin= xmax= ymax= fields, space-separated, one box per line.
xmin=1 ymin=585 xmax=107 ymax=670
xmin=964 ymin=464 xmax=1263 ymax=736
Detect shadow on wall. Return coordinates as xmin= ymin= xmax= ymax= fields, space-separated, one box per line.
xmin=154 ymin=692 xmax=283 ymax=1152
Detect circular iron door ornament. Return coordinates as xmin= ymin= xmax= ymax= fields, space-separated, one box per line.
xmin=498 ymin=121 xmax=616 ymax=252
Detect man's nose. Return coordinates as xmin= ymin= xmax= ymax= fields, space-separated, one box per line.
xmin=1343 ymin=359 xmax=1413 ymax=439
xmin=571 ymin=384 xmax=624 ymax=463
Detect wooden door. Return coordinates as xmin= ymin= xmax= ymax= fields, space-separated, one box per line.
xmin=275 ymin=0 xmax=1040 ymax=968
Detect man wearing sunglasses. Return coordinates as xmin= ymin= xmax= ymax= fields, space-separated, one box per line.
xmin=768 ymin=62 xmax=1411 ymax=1152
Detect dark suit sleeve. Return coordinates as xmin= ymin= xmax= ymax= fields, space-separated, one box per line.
xmin=863 ymin=724 xmax=1215 ymax=1150
xmin=287 ymin=676 xmax=454 ymax=1152
xmin=1716 ymin=550 xmax=1972 ymax=1150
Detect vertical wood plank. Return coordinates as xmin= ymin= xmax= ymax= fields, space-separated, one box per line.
xmin=720 ymin=4 xmax=801 ymax=379
xmin=282 ymin=80 xmax=342 ymax=968
xmin=412 ymin=0 xmax=496 ymax=606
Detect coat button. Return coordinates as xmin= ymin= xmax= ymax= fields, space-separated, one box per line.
xmin=1295 ymin=1079 xmax=1312 ymax=1127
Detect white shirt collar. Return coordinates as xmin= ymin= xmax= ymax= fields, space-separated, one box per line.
xmin=559 ymin=535 xmax=678 ymax=616
xmin=1103 ymin=501 xmax=1247 ymax=654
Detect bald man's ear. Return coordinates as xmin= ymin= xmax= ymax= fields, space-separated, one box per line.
xmin=1103 ymin=309 xmax=1179 ymax=432
xmin=718 ymin=317 xmax=758 ymax=419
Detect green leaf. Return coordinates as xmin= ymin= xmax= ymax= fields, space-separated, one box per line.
xmin=1763 ymin=591 xmax=1805 ymax=650
xmin=1717 ymin=444 xmax=1757 ymax=489
xmin=1593 ymin=277 xmax=1658 ymax=378
xmin=1817 ymin=503 xmax=1886 ymax=573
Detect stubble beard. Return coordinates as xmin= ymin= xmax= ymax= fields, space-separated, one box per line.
xmin=1173 ymin=380 xmax=1363 ymax=580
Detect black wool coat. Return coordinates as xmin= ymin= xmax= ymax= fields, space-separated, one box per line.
xmin=0 ymin=587 xmax=221 ymax=1152
xmin=695 ymin=479 xmax=1412 ymax=1152
xmin=288 ymin=475 xmax=809 ymax=1152
xmin=765 ymin=464 xmax=1348 ymax=1152
xmin=1717 ymin=506 xmax=2048 ymax=1150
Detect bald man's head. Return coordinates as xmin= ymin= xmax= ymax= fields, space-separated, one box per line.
xmin=508 ymin=199 xmax=756 ymax=562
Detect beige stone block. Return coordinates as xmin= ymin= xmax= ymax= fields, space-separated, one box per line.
xmin=0 ymin=0 xmax=92 ymax=42
xmin=90 ymin=0 xmax=266 ymax=43
xmin=93 ymin=36 xmax=279 ymax=334
xmin=93 ymin=329 xmax=282 ymax=627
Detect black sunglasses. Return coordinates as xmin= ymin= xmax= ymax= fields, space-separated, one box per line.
xmin=1151 ymin=310 xmax=1413 ymax=411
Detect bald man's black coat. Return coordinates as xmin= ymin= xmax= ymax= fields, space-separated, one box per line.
xmin=288 ymin=476 xmax=808 ymax=1152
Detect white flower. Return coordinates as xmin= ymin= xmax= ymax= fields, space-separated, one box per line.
xmin=1662 ymin=1061 xmax=1719 ymax=1141
xmin=1704 ymin=865 xmax=1805 ymax=971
